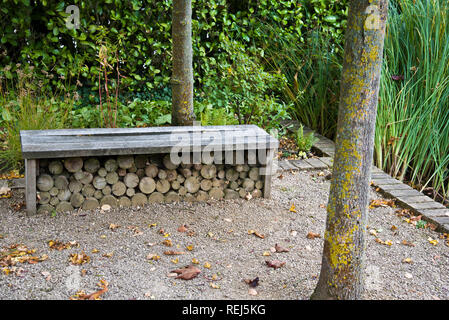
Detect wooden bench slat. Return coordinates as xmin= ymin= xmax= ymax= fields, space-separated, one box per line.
xmin=20 ymin=125 xmax=266 ymax=137
xmin=22 ymin=138 xmax=278 ymax=159
xmin=21 ymin=125 xmax=278 ymax=159
xmin=21 ymin=130 xmax=268 ymax=145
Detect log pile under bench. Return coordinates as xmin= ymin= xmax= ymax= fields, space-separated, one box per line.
xmin=20 ymin=125 xmax=278 ymax=215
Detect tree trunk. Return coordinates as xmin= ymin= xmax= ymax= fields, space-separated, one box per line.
xmin=171 ymin=0 xmax=195 ymax=126
xmin=311 ymin=0 xmax=388 ymax=300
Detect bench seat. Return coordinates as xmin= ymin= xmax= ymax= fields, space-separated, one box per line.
xmin=20 ymin=125 xmax=278 ymax=215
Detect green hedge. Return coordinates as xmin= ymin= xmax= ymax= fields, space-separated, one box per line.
xmin=0 ymin=0 xmax=348 ymax=94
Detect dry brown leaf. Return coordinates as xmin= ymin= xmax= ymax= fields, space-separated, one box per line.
xmin=369 ymin=199 xmax=396 ymax=209
xmin=171 ymin=265 xmax=201 ymax=280
xmin=402 ymin=257 xmax=413 ymax=264
xmin=48 ymin=240 xmax=78 ymax=251
xmin=306 ymin=232 xmax=321 ymax=239
xmin=401 ymin=240 xmax=415 ymax=247
xmin=71 ymin=280 xmax=108 ymax=300
xmin=243 ymin=277 xmax=259 ymax=288
xmin=69 ymin=252 xmax=90 ymax=265
xmin=248 ymin=230 xmax=265 ymax=239
xmin=109 ymin=223 xmax=120 ymax=230
xmin=147 ymin=253 xmax=160 ymax=261
xmin=162 ymin=239 xmax=173 ymax=247
xmin=164 ymin=251 xmax=185 ymax=256
xmin=210 ymin=282 xmax=220 ymax=289
xmin=177 ymin=224 xmax=188 ymax=233
xmin=274 ymin=243 xmax=290 ymax=253
xmin=375 ymin=238 xmax=393 ymax=246
xmin=265 ymin=260 xmax=285 ymax=269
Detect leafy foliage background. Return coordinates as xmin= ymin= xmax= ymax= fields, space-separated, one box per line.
xmin=0 ymin=0 xmax=348 ymax=94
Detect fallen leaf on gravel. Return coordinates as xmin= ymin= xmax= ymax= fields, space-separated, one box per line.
xmin=277 ymin=174 xmax=284 ymax=180
xmin=102 ymin=252 xmax=113 ymax=258
xmin=290 ymin=230 xmax=297 ymax=237
xmin=148 ymin=223 xmax=157 ymax=228
xmin=390 ymin=225 xmax=398 ymax=231
xmin=265 ymin=260 xmax=285 ymax=269
xmin=177 ymin=225 xmax=188 ymax=233
xmin=164 ymin=251 xmax=185 ymax=255
xmin=369 ymin=229 xmax=378 ymax=237
xmin=428 ymin=237 xmax=438 ymax=246
xmin=244 ymin=277 xmax=260 ymax=288
xmin=171 ymin=258 xmax=179 ymax=264
xmin=369 ymin=199 xmax=396 ymax=209
xmin=192 ymin=258 xmax=199 ymax=264
xmin=204 ymin=262 xmax=212 ymax=269
xmin=210 ymin=282 xmax=220 ymax=289
xmin=162 ymin=239 xmax=173 ymax=247
xmin=158 ymin=228 xmax=165 ymax=234
xmin=319 ymin=204 xmax=326 ymax=208
xmin=396 ymin=208 xmax=412 ymax=217
xmin=262 ymin=251 xmax=271 ymax=256
xmin=71 ymin=280 xmax=108 ymax=300
xmin=147 ymin=254 xmax=160 ymax=261
xmin=401 ymin=240 xmax=415 ymax=247
xmin=427 ymin=223 xmax=437 ymax=231
xmin=69 ymin=252 xmax=90 ymax=265
xmin=289 ymin=204 xmax=297 ymax=213
xmin=91 ymin=249 xmax=100 ymax=253
xmin=248 ymin=230 xmax=265 ymax=239
xmin=128 ymin=226 xmax=143 ymax=236
xmin=402 ymin=258 xmax=413 ymax=264
xmin=109 ymin=223 xmax=120 ymax=230
xmin=375 ymin=238 xmax=393 ymax=246
xmin=306 ymin=232 xmax=321 ymax=239
xmin=274 ymin=243 xmax=289 ymax=253
xmin=48 ymin=240 xmax=78 ymax=251
xmin=186 ymin=245 xmax=194 ymax=251
xmin=171 ymin=265 xmax=201 ymax=280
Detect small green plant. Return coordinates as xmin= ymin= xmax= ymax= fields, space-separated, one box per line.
xmin=295 ymin=125 xmax=319 ymax=155
xmin=0 ymin=64 xmax=74 ymax=171
xmin=416 ymin=220 xmax=427 ymax=229
xmin=196 ymin=103 xmax=238 ymax=126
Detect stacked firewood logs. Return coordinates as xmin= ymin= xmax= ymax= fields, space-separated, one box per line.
xmin=36 ymin=154 xmax=264 ymax=214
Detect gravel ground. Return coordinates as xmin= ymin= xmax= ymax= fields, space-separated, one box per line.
xmin=0 ymin=169 xmax=448 ymax=300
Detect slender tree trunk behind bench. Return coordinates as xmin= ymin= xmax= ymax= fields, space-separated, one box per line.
xmin=171 ymin=0 xmax=195 ymax=126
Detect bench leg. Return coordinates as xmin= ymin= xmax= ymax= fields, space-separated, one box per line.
xmin=263 ymin=148 xmax=275 ymax=199
xmin=25 ymin=159 xmax=37 ymax=216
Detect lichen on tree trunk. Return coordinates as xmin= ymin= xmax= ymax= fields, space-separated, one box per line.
xmin=311 ymin=0 xmax=388 ymax=300
xmin=171 ymin=0 xmax=195 ymax=126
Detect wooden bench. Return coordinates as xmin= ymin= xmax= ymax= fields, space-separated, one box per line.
xmin=20 ymin=125 xmax=278 ymax=215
